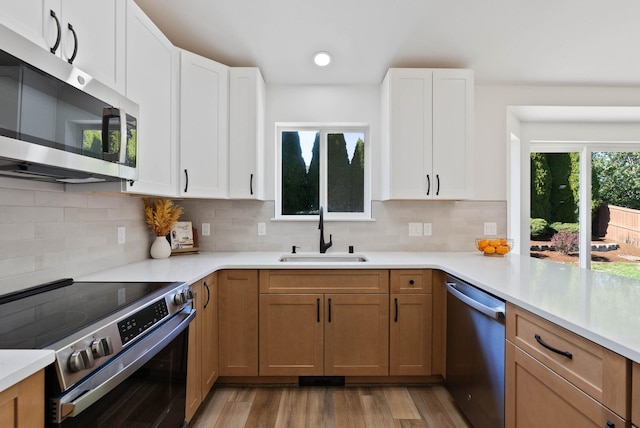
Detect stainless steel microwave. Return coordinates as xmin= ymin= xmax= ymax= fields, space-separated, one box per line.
xmin=0 ymin=22 xmax=138 ymax=184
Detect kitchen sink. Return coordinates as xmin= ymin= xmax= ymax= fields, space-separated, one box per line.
xmin=278 ymin=254 xmax=368 ymax=263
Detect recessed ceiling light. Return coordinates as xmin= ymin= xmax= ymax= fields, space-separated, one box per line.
xmin=313 ymin=51 xmax=332 ymax=67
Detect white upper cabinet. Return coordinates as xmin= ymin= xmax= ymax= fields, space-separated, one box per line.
xmin=123 ymin=1 xmax=178 ymax=196
xmin=381 ymin=68 xmax=473 ymax=200
xmin=0 ymin=0 xmax=52 ymax=46
xmin=179 ymin=49 xmax=229 ymax=198
xmin=229 ymin=67 xmax=266 ymax=200
xmin=0 ymin=0 xmax=125 ymax=93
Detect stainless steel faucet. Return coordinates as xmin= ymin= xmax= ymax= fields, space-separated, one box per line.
xmin=318 ymin=205 xmax=332 ymax=253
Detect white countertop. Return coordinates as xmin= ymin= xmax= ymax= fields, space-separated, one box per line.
xmin=76 ymin=251 xmax=640 ymax=364
xmin=7 ymin=251 xmax=638 ymax=393
xmin=0 ymin=350 xmax=55 ymax=392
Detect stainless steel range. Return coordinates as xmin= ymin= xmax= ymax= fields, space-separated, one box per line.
xmin=0 ymin=278 xmax=195 ymax=427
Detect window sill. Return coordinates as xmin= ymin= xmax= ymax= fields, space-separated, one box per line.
xmin=271 ymin=217 xmax=376 ymax=222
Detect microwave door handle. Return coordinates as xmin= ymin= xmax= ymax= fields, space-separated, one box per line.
xmin=118 ymin=108 xmax=127 ymax=165
xmin=101 ymin=108 xmax=119 ymax=157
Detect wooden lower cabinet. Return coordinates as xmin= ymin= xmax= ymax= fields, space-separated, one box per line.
xmin=201 ymin=274 xmax=219 ymax=394
xmin=185 ymin=273 xmax=219 ymax=422
xmin=506 ymin=342 xmax=626 ymax=427
xmin=324 ymin=294 xmax=389 ymax=376
xmin=0 ymin=370 xmax=44 ymax=428
xmin=259 ymin=294 xmax=324 ymax=376
xmin=259 ymin=293 xmax=389 ymax=376
xmin=219 ymin=270 xmax=259 ymax=376
xmin=389 ymin=293 xmax=432 ymax=375
xmin=507 ymin=303 xmax=628 ymax=418
xmin=389 ymin=269 xmax=433 ymax=376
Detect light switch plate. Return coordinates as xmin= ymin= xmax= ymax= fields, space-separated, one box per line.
xmin=202 ymin=223 xmax=210 ymax=236
xmin=484 ymin=222 xmax=497 ymax=235
xmin=257 ymin=222 xmax=266 ymax=236
xmin=423 ymin=223 xmax=432 ymax=236
xmin=409 ymin=222 xmax=422 ymax=236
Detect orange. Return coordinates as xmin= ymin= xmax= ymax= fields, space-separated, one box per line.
xmin=489 ymin=239 xmax=501 ymax=247
xmin=496 ymin=245 xmax=510 ymax=255
xmin=483 ymin=245 xmax=496 ymax=254
xmin=477 ymin=240 xmax=489 ymax=250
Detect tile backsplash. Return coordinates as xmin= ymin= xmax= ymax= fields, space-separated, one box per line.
xmin=0 ymin=178 xmax=506 ymax=294
xmin=179 ymin=199 xmax=507 ymax=253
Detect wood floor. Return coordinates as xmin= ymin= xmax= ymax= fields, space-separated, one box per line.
xmin=189 ymin=385 xmax=471 ymax=428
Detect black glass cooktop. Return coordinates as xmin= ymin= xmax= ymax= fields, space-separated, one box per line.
xmin=0 ymin=279 xmax=175 ymax=350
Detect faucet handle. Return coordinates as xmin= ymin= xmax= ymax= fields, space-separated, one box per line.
xmin=292 ymin=245 xmax=300 ymax=254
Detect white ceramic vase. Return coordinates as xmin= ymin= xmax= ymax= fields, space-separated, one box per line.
xmin=150 ymin=235 xmax=171 ymax=259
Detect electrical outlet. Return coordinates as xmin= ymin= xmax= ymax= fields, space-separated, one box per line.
xmin=423 ymin=223 xmax=432 ymax=236
xmin=202 ymin=223 xmax=210 ymax=236
xmin=484 ymin=222 xmax=498 ymax=235
xmin=257 ymin=222 xmax=266 ymax=236
xmin=117 ymin=227 xmax=125 ymax=244
xmin=409 ymin=222 xmax=422 ymax=236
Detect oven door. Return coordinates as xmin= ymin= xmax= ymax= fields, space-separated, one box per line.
xmin=50 ymin=307 xmax=195 ymax=428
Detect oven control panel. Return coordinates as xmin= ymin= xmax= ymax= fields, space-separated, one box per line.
xmin=118 ymin=299 xmax=169 ymax=344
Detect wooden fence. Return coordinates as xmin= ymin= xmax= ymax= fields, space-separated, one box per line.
xmin=602 ymin=205 xmax=640 ymax=247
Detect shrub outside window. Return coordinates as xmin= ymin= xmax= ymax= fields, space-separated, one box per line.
xmin=276 ymin=124 xmax=370 ymax=220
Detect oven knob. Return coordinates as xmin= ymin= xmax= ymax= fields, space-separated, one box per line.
xmin=91 ymin=337 xmax=114 ymax=358
xmin=173 ymin=288 xmax=194 ymax=305
xmin=173 ymin=291 xmax=187 ymax=305
xmin=68 ymin=348 xmax=95 ymax=372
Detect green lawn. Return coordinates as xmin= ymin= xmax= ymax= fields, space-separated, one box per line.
xmin=591 ymin=262 xmax=640 ymax=280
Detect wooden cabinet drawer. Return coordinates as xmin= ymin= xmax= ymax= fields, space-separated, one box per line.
xmin=506 ymin=303 xmax=629 ymax=418
xmin=390 ymin=269 xmax=432 ymax=293
xmin=259 ymin=270 xmax=389 ymax=294
xmin=506 ymin=342 xmax=626 ymax=428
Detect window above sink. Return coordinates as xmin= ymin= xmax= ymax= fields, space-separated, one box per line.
xmin=275 ymin=123 xmax=371 ymax=221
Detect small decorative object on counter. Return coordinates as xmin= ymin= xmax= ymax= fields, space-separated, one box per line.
xmin=476 ymin=238 xmax=513 ymax=256
xmin=143 ymin=198 xmax=183 ymax=259
xmin=150 ymin=235 xmax=172 ymax=259
xmin=169 ymin=221 xmax=200 ymax=255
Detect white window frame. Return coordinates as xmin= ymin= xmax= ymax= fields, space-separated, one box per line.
xmin=275 ymin=122 xmax=371 ymax=221
xmin=529 ymin=141 xmax=640 ymax=269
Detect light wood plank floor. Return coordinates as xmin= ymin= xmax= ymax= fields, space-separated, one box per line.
xmin=189 ymin=385 xmax=472 ymax=428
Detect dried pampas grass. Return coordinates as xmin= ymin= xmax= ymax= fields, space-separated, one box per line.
xmin=143 ymin=198 xmax=183 ymax=236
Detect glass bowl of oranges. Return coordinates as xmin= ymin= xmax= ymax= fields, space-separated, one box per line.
xmin=476 ymin=238 xmax=513 ymax=256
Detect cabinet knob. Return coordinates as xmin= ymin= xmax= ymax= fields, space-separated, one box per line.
xmin=409 ymin=279 xmax=414 ymax=285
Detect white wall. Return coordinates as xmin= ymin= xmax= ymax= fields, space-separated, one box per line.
xmin=474 ymin=84 xmax=640 ymax=201
xmin=264 ymin=84 xmax=381 ymax=200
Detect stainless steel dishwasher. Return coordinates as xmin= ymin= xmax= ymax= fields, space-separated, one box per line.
xmin=445 ymin=274 xmax=506 ymax=428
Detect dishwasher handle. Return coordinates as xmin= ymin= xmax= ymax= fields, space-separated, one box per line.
xmin=446 ymin=282 xmax=505 ymax=320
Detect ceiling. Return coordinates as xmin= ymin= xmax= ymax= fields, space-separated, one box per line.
xmin=134 ymin=0 xmax=640 ymax=87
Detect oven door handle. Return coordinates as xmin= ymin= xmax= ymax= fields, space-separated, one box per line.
xmin=51 ymin=307 xmax=195 ymax=424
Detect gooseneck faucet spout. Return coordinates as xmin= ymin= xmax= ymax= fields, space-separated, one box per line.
xmin=319 ymin=206 xmax=332 ymax=253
